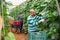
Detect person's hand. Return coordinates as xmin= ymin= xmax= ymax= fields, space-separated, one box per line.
xmin=39 ymin=19 xmax=45 ymax=22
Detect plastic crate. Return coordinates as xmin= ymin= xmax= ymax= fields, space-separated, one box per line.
xmin=28 ymin=31 xmax=46 ymax=40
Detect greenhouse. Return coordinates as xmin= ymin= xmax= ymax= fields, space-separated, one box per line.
xmin=0 ymin=0 xmax=60 ymax=40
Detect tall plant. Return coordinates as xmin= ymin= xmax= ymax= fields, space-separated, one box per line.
xmin=10 ymin=0 xmax=60 ymax=39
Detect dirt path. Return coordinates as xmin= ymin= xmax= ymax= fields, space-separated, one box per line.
xmin=8 ymin=27 xmax=27 ymax=40
xmin=14 ymin=33 xmax=27 ymax=40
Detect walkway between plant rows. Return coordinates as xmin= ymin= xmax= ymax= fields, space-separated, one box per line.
xmin=14 ymin=33 xmax=27 ymax=40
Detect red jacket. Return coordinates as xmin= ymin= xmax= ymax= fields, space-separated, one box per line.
xmin=13 ymin=20 xmax=21 ymax=26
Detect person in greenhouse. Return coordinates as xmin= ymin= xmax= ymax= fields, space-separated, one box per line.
xmin=17 ymin=12 xmax=23 ymax=33
xmin=27 ymin=9 xmax=45 ymax=32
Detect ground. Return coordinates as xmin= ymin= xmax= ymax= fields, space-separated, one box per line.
xmin=14 ymin=33 xmax=27 ymax=40
xmin=8 ymin=27 xmax=27 ymax=40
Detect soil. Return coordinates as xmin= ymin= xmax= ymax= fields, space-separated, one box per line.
xmin=8 ymin=27 xmax=27 ymax=40
xmin=14 ymin=33 xmax=27 ymax=40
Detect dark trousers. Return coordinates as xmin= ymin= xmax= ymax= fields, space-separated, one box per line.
xmin=18 ymin=24 xmax=23 ymax=32
xmin=11 ymin=24 xmax=23 ymax=32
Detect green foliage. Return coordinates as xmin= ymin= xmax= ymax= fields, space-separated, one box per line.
xmin=9 ymin=0 xmax=60 ymax=39
xmin=0 ymin=0 xmax=2 ymax=15
xmin=2 ymin=26 xmax=8 ymax=36
xmin=4 ymin=32 xmax=15 ymax=40
xmin=0 ymin=0 xmax=8 ymax=24
xmin=3 ymin=2 xmax=8 ymax=25
xmin=1 ymin=0 xmax=13 ymax=25
xmin=1 ymin=26 xmax=15 ymax=40
xmin=0 ymin=0 xmax=60 ymax=39
xmin=1 ymin=1 xmax=15 ymax=40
